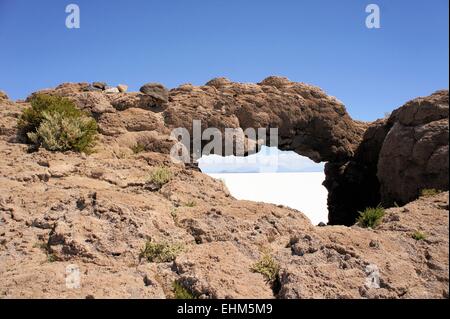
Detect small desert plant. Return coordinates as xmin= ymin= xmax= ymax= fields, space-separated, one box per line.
xmin=250 ymin=254 xmax=280 ymax=282
xmin=185 ymin=200 xmax=196 ymax=207
xmin=47 ymin=253 xmax=58 ymax=263
xmin=148 ymin=166 xmax=172 ymax=187
xmin=131 ymin=142 xmax=146 ymax=154
xmin=170 ymin=208 xmax=178 ymax=219
xmin=139 ymin=240 xmax=183 ymax=263
xmin=19 ymin=94 xmax=97 ymax=152
xmin=170 ymin=208 xmax=180 ymax=226
xmin=356 ymin=206 xmax=385 ymax=228
xmin=34 ymin=241 xmax=58 ymax=262
xmin=420 ymin=188 xmax=442 ymax=197
xmin=172 ymin=281 xmax=196 ymax=299
xmin=412 ymin=231 xmax=426 ymax=241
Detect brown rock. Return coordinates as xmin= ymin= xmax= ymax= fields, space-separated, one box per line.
xmin=326 ymin=90 xmax=449 ymax=224
xmin=140 ymin=83 xmax=169 ymax=104
xmin=117 ymin=84 xmax=128 ymax=93
xmin=92 ymin=82 xmax=107 ymax=90
xmin=172 ymin=242 xmax=274 ymax=298
xmin=378 ymin=90 xmax=449 ymax=206
xmin=165 ymin=76 xmax=364 ymax=163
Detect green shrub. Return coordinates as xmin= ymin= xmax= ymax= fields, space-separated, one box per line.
xmin=149 ymin=166 xmax=172 ymax=187
xmin=131 ymin=143 xmax=146 ymax=154
xmin=19 ymin=94 xmax=97 ymax=152
xmin=250 ymin=254 xmax=280 ymax=282
xmin=139 ymin=240 xmax=183 ymax=263
xmin=172 ymin=281 xmax=196 ymax=299
xmin=356 ymin=206 xmax=385 ymax=228
xmin=412 ymin=231 xmax=426 ymax=241
xmin=420 ymin=188 xmax=442 ymax=197
xmin=19 ymin=94 xmax=77 ymax=133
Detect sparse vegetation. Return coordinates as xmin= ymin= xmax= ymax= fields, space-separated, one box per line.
xmin=185 ymin=200 xmax=196 ymax=207
xmin=172 ymin=281 xmax=196 ymax=299
xmin=47 ymin=253 xmax=58 ymax=263
xmin=19 ymin=94 xmax=97 ymax=152
xmin=420 ymin=188 xmax=442 ymax=197
xmin=356 ymin=206 xmax=385 ymax=228
xmin=170 ymin=207 xmax=180 ymax=226
xmin=131 ymin=142 xmax=146 ymax=154
xmin=250 ymin=253 xmax=280 ymax=282
xmin=170 ymin=207 xmax=178 ymax=219
xmin=148 ymin=166 xmax=172 ymax=188
xmin=412 ymin=231 xmax=426 ymax=241
xmin=139 ymin=240 xmax=183 ymax=263
xmin=34 ymin=241 xmax=57 ymax=262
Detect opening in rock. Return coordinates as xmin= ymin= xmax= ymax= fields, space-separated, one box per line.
xmin=198 ymin=146 xmax=328 ymax=225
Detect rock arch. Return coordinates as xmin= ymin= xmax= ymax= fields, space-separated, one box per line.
xmin=163 ymin=78 xmax=448 ymax=225
xmin=164 ymin=76 xmax=365 ymax=163
xmin=26 ymin=78 xmax=449 ymax=225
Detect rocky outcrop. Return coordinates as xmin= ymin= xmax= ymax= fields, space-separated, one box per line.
xmin=23 ymin=78 xmax=366 ymax=162
xmin=0 ymin=81 xmax=448 ymax=298
xmin=324 ymin=119 xmax=390 ymax=224
xmin=16 ymin=79 xmax=449 ymax=226
xmin=378 ymin=90 xmax=449 ymax=206
xmin=166 ymin=76 xmax=365 ymax=162
xmin=326 ymin=90 xmax=449 ymax=224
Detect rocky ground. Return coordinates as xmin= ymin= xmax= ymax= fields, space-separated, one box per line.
xmin=0 ymin=80 xmax=448 ymax=298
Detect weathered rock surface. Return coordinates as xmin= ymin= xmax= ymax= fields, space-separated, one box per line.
xmin=166 ymin=76 xmax=365 ymax=162
xmin=26 ymin=78 xmax=366 ymax=163
xmin=0 ymin=80 xmax=448 ymax=298
xmin=378 ymin=90 xmax=449 ymax=206
xmin=326 ymin=90 xmax=449 ymax=224
xmin=140 ymin=83 xmax=169 ymax=104
xmin=15 ymin=80 xmax=450 ymax=224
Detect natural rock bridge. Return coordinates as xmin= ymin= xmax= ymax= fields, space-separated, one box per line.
xmin=26 ymin=77 xmax=449 ymax=225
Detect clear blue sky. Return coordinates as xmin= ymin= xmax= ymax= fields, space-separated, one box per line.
xmin=0 ymin=0 xmax=448 ymax=121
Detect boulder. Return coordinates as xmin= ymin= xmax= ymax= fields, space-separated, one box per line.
xmin=92 ymin=82 xmax=107 ymax=90
xmin=117 ymin=84 xmax=128 ymax=93
xmin=140 ymin=83 xmax=169 ymax=103
xmin=104 ymin=87 xmax=120 ymax=94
